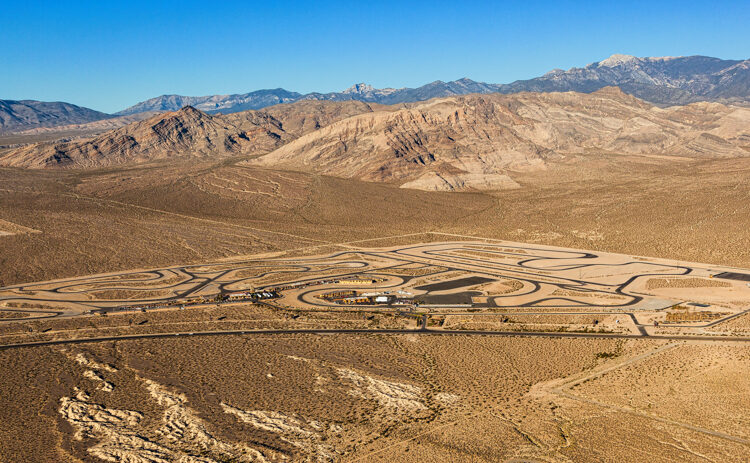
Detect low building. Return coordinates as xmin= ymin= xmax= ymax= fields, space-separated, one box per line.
xmin=334 ymin=278 xmax=378 ymax=285
xmin=342 ymin=297 xmax=370 ymax=304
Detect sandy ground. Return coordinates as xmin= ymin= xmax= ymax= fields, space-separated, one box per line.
xmin=632 ymin=276 xmax=750 ymax=309
xmin=15 ymin=333 xmax=749 ymax=462
xmin=569 ymin=342 xmax=750 ymax=440
xmin=3 ymin=152 xmax=750 ymax=461
xmin=1 ymin=305 xmax=749 ymax=461
xmin=4 ymin=239 xmax=750 ymax=343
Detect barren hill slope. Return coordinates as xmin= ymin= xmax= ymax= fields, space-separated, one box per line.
xmin=0 ymin=107 xmax=270 ymax=168
xmin=250 ymin=88 xmax=750 ymax=190
xmin=0 ymin=101 xmax=379 ymax=169
xmin=251 ymin=100 xmax=391 ymax=137
xmin=3 ymin=90 xmax=749 ymax=190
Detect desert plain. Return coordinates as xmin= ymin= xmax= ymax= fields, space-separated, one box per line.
xmin=1 ymin=89 xmax=750 ymax=462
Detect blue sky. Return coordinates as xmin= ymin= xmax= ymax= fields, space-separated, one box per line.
xmin=2 ymin=0 xmax=748 ymax=113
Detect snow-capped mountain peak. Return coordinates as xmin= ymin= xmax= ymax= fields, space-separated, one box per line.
xmin=342 ymin=83 xmax=376 ymax=94
xmin=598 ymin=54 xmax=639 ymax=67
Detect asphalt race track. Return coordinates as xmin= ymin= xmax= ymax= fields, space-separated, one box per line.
xmin=2 ymin=238 xmax=750 ymax=346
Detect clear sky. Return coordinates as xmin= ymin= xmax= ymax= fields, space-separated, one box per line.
xmin=2 ymin=0 xmax=748 ymax=113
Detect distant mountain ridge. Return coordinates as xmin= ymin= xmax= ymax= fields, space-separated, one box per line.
xmin=4 ymin=54 xmax=749 ymax=133
xmin=498 ymin=54 xmax=750 ymax=106
xmin=114 ymin=79 xmax=512 ymax=115
xmin=115 ymin=89 xmax=302 ymax=116
xmin=116 ymin=55 xmax=749 ymax=116
xmin=0 ymin=100 xmax=111 ymax=133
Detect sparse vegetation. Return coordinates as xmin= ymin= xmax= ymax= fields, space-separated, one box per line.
xmin=2 ymin=94 xmax=750 ymax=463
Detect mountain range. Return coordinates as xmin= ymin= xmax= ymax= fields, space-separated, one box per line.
xmin=115 ymin=54 xmax=750 ymax=115
xmin=3 ymin=87 xmax=748 ymax=192
xmin=2 ymin=54 xmax=748 ymax=134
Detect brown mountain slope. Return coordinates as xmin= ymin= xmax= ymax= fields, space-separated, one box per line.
xmin=251 ymin=94 xmax=552 ymax=189
xmin=249 ymin=88 xmax=750 ymax=190
xmin=3 ymin=89 xmax=749 ymax=191
xmin=0 ymin=101 xmax=381 ymax=169
xmin=254 ymin=100 xmax=393 ymax=137
xmin=0 ymin=107 xmax=263 ymax=168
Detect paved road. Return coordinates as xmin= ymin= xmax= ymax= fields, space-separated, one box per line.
xmin=1 ymin=239 xmax=748 ymax=338
xmin=2 ymin=326 xmax=749 ymax=351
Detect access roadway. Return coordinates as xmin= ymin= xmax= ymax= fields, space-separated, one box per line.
xmin=2 ymin=325 xmax=750 ymax=351
xmin=1 ymin=240 xmax=747 ymax=331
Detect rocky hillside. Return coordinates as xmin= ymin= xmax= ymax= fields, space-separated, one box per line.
xmin=0 ymin=101 xmax=379 ymax=168
xmin=3 ymin=89 xmax=748 ymax=190
xmin=0 ymin=107 xmax=253 ymax=168
xmin=248 ymin=100 xmax=388 ymax=137
xmin=250 ymin=88 xmax=750 ymax=190
xmin=0 ymin=100 xmax=111 ymax=133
